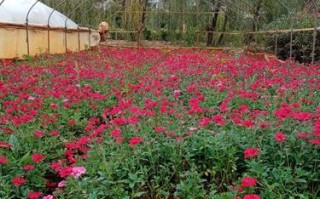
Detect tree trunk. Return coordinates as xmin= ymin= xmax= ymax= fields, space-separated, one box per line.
xmin=137 ymin=0 xmax=148 ymax=42
xmin=245 ymin=0 xmax=263 ymax=44
xmin=207 ymin=0 xmax=221 ymax=46
xmin=217 ymin=13 xmax=228 ymax=45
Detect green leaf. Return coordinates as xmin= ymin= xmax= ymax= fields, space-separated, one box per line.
xmin=133 ymin=192 xmax=146 ymax=198
xmin=18 ymin=151 xmax=31 ymax=164
xmin=8 ymin=135 xmax=20 ymax=154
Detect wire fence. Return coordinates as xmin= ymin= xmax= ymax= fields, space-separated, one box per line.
xmin=0 ymin=0 xmax=319 ymax=63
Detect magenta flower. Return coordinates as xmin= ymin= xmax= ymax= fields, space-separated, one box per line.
xmin=274 ymin=132 xmax=287 ymax=142
xmin=244 ymin=148 xmax=260 ymax=159
xmin=129 ymin=136 xmax=143 ymax=147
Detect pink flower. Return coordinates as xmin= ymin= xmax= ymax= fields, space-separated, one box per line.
xmin=244 ymin=148 xmax=260 ymax=159
xmin=129 ymin=136 xmax=143 ymax=147
xmin=244 ymin=194 xmax=261 ymax=199
xmin=71 ymin=166 xmax=86 ymax=178
xmin=173 ymin=90 xmax=181 ymax=98
xmin=274 ymin=132 xmax=287 ymax=142
xmin=58 ymin=180 xmax=66 ymax=188
xmin=43 ymin=195 xmax=54 ymax=199
xmin=241 ymin=177 xmax=257 ymax=188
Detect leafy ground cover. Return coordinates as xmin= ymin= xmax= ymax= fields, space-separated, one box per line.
xmin=0 ymin=47 xmax=319 ymax=199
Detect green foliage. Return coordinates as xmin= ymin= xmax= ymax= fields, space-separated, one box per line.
xmin=264 ymin=16 xmax=319 ymax=62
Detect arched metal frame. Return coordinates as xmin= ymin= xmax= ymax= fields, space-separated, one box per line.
xmin=26 ymin=0 xmax=40 ymax=55
xmin=47 ymin=0 xmax=68 ymax=53
xmin=0 ymin=0 xmax=5 ymax=6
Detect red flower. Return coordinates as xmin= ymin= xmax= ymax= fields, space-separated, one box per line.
xmin=28 ymin=191 xmax=42 ymax=199
xmin=154 ymin=127 xmax=165 ymax=133
xmin=244 ymin=194 xmax=261 ymax=199
xmin=274 ymin=132 xmax=287 ymax=142
xmin=23 ymin=164 xmax=35 ymax=171
xmin=242 ymin=120 xmax=255 ymax=128
xmin=2 ymin=128 xmax=14 ymax=135
xmin=128 ymin=116 xmax=139 ymax=124
xmin=59 ymin=166 xmax=73 ymax=178
xmin=50 ymin=162 xmax=62 ymax=172
xmin=68 ymin=119 xmax=76 ymax=126
xmin=174 ymin=137 xmax=184 ymax=142
xmin=32 ymin=153 xmax=45 ymax=163
xmin=12 ymin=177 xmax=26 ymax=186
xmin=199 ymin=117 xmax=211 ymax=127
xmin=0 ymin=156 xmax=8 ymax=164
xmin=295 ymin=132 xmax=309 ymax=139
xmin=111 ymin=118 xmax=127 ymax=126
xmin=309 ymin=139 xmax=320 ymax=145
xmin=110 ymin=128 xmax=121 ymax=137
xmin=212 ymin=115 xmax=226 ymax=126
xmin=259 ymin=122 xmax=270 ymax=128
xmin=0 ymin=142 xmax=12 ymax=149
xmin=50 ymin=103 xmax=58 ymax=110
xmin=129 ymin=136 xmax=143 ymax=147
xmin=115 ymin=136 xmax=124 ymax=143
xmin=244 ymin=148 xmax=260 ymax=159
xmin=293 ymin=112 xmax=312 ymax=121
xmin=241 ymin=177 xmax=257 ymax=188
xmin=274 ymin=107 xmax=292 ymax=120
xmin=34 ymin=130 xmax=45 ymax=138
xmin=50 ymin=130 xmax=59 ymax=136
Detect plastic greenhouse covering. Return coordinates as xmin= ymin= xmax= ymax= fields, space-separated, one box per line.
xmin=0 ymin=0 xmax=78 ymax=28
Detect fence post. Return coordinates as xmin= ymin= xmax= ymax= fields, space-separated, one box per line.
xmin=311 ymin=0 xmax=318 ymax=64
xmin=275 ymin=34 xmax=278 ymax=55
xmin=289 ymin=15 xmax=293 ymax=62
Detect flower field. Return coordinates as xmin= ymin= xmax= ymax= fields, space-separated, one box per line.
xmin=0 ymin=47 xmax=319 ymax=199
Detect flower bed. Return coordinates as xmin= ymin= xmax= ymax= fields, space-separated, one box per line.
xmin=0 ymin=47 xmax=319 ymax=198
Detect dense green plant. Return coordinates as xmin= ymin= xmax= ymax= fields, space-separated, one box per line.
xmin=264 ymin=16 xmax=320 ymax=62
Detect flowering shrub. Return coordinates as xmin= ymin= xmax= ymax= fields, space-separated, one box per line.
xmin=0 ymin=47 xmax=319 ymax=198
